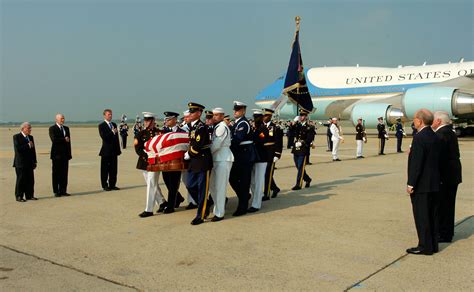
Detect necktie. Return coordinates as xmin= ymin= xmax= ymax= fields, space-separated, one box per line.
xmin=60 ymin=126 xmax=65 ymax=136
xmin=109 ymin=123 xmax=113 ymax=130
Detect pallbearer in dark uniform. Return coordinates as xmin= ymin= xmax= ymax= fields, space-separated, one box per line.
xmin=229 ymin=101 xmax=256 ymax=216
xmin=161 ymin=111 xmax=186 ymax=213
xmin=134 ymin=112 xmax=167 ymax=218
xmin=49 ymin=113 xmax=72 ymax=197
xmin=13 ymin=122 xmax=37 ymax=202
xmin=395 ymin=118 xmax=405 ymax=153
xmin=291 ymin=109 xmax=314 ymax=190
xmin=262 ymin=108 xmax=283 ymax=201
xmin=248 ymin=109 xmax=269 ymax=212
xmin=184 ymin=102 xmax=213 ymax=225
xmin=432 ymin=111 xmax=462 ymax=243
xmin=377 ymin=117 xmax=387 ymax=155
xmin=205 ymin=110 xmax=214 ymax=140
xmin=98 ymin=109 xmax=121 ymax=191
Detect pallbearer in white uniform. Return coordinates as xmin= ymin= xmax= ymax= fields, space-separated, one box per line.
xmin=209 ymin=108 xmax=233 ymax=221
xmin=330 ymin=117 xmax=343 ymax=161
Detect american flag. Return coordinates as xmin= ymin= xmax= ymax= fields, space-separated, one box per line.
xmin=145 ymin=132 xmax=189 ymax=164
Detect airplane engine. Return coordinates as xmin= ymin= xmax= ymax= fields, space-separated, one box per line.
xmin=350 ymin=103 xmax=403 ymax=127
xmin=403 ymin=87 xmax=474 ymax=119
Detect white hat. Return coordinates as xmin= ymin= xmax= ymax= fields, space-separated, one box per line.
xmin=252 ymin=109 xmax=263 ymax=115
xmin=183 ymin=110 xmax=190 ymax=117
xmin=142 ymin=112 xmax=155 ymax=119
xmin=332 ymin=117 xmax=338 ymax=121
xmin=212 ymin=107 xmax=225 ymax=114
xmin=293 ymin=116 xmax=299 ymax=122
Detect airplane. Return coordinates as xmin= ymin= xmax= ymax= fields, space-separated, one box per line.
xmin=255 ymin=60 xmax=474 ymax=131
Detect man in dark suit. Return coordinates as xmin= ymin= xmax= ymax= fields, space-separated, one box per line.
xmin=49 ymin=113 xmax=72 ymax=197
xmin=377 ymin=117 xmax=387 ymax=155
xmin=13 ymin=122 xmax=37 ymax=202
xmin=98 ymin=109 xmax=121 ymax=191
xmin=406 ymin=109 xmax=440 ymax=255
xmin=432 ymin=111 xmax=462 ymax=243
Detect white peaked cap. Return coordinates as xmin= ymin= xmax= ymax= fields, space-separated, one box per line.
xmin=212 ymin=107 xmax=225 ymax=114
xmin=233 ymin=101 xmax=247 ymax=107
xmin=293 ymin=116 xmax=299 ymax=122
xmin=142 ymin=112 xmax=155 ymax=118
xmin=183 ymin=110 xmax=190 ymax=117
xmin=252 ymin=109 xmax=263 ymax=115
xmin=332 ymin=117 xmax=338 ymax=121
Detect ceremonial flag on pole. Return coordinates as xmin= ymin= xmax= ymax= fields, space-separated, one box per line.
xmin=282 ymin=16 xmax=314 ymax=113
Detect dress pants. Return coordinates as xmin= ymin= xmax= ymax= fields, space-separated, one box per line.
xmin=186 ymin=169 xmax=210 ymax=219
xmin=100 ymin=155 xmax=118 ymax=188
xmin=181 ymin=170 xmax=196 ymax=205
xmin=15 ymin=167 xmax=34 ymax=200
xmin=332 ymin=139 xmax=340 ymax=160
xmin=121 ymin=135 xmax=127 ymax=149
xmin=229 ymin=162 xmax=253 ymax=213
xmin=356 ymin=140 xmax=363 ymax=157
xmin=250 ymin=162 xmax=267 ymax=209
xmin=327 ymin=135 xmax=333 ymax=151
xmin=210 ymin=161 xmax=232 ymax=218
xmin=142 ymin=171 xmax=165 ymax=212
xmin=438 ymin=184 xmax=458 ymax=240
xmin=379 ymin=138 xmax=385 ymax=154
xmin=397 ymin=137 xmax=403 ymax=152
xmin=264 ymin=162 xmax=278 ymax=197
xmin=410 ymin=192 xmax=439 ymax=253
xmin=293 ymin=154 xmax=310 ymax=188
xmin=52 ymin=159 xmax=69 ymax=194
xmin=162 ymin=171 xmax=181 ymax=210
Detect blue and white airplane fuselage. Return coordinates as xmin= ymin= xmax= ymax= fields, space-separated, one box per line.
xmin=255 ymin=61 xmax=474 ymax=127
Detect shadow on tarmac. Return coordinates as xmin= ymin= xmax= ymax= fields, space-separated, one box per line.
xmin=37 ymin=184 xmax=145 ymax=200
xmin=439 ymin=215 xmax=474 ymax=252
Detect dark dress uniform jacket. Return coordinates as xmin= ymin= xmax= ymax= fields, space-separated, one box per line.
xmin=407 ymin=127 xmax=441 ymax=193
xmin=49 ymin=125 xmax=72 ymax=160
xmin=377 ymin=123 xmax=387 ymax=138
xmin=230 ymin=117 xmax=256 ymax=163
xmin=265 ymin=122 xmax=283 ymax=161
xmin=355 ymin=124 xmax=364 ymax=140
xmin=98 ymin=121 xmax=122 ymax=157
xmin=291 ymin=122 xmax=315 ymax=156
xmin=436 ymin=125 xmax=462 ymax=185
xmin=13 ymin=133 xmax=37 ymax=168
xmin=395 ymin=122 xmax=404 ymax=138
xmin=134 ymin=127 xmax=160 ymax=170
xmin=188 ymin=120 xmax=213 ymax=173
xmin=253 ymin=123 xmax=270 ymax=163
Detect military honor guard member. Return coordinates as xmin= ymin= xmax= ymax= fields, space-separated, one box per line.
xmin=180 ymin=110 xmax=198 ymax=209
xmin=49 ymin=113 xmax=72 ymax=197
xmin=406 ymin=109 xmax=440 ymax=255
xmin=291 ymin=109 xmax=314 ymax=190
xmin=262 ymin=108 xmax=283 ymax=201
xmin=377 ymin=117 xmax=387 ymax=155
xmin=183 ymin=102 xmax=213 ymax=225
xmin=223 ymin=115 xmax=231 ymax=126
xmin=98 ymin=109 xmax=121 ymax=191
xmin=13 ymin=122 xmax=37 ymax=202
xmin=395 ymin=118 xmax=405 ymax=153
xmin=119 ymin=121 xmax=129 ymax=149
xmin=134 ymin=112 xmax=167 ymax=218
xmin=229 ymin=101 xmax=256 ymax=216
xmin=355 ymin=118 xmax=366 ymax=159
xmin=248 ymin=109 xmax=269 ymax=212
xmin=432 ymin=111 xmax=462 ymax=243
xmin=160 ymin=111 xmax=186 ymax=213
xmin=330 ymin=117 xmax=343 ymax=161
xmin=209 ymin=107 xmax=234 ymax=221
xmin=322 ymin=118 xmax=333 ymax=152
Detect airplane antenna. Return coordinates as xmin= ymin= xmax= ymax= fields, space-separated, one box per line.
xmin=459 ymin=57 xmax=464 ymax=63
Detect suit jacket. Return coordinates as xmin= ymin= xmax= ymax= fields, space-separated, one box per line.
xmin=436 ymin=125 xmax=462 ymax=185
xmin=13 ymin=133 xmax=37 ymax=168
xmin=49 ymin=124 xmax=72 ymax=160
xmin=407 ymin=126 xmax=441 ymax=193
xmin=98 ymin=121 xmax=122 ymax=157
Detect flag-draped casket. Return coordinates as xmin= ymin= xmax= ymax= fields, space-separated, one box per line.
xmin=145 ymin=132 xmax=189 ymax=171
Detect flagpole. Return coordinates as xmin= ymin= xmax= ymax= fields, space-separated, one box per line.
xmin=295 ymin=16 xmax=300 ymax=32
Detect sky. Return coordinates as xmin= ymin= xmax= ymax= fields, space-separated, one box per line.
xmin=1 ymin=0 xmax=473 ymax=122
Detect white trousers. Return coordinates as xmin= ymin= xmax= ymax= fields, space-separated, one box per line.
xmin=181 ymin=170 xmax=196 ymax=204
xmin=209 ymin=161 xmax=232 ymax=218
xmin=250 ymin=162 xmax=268 ymax=209
xmin=143 ymin=171 xmax=165 ymax=212
xmin=356 ymin=140 xmax=363 ymax=157
xmin=332 ymin=139 xmax=340 ymax=160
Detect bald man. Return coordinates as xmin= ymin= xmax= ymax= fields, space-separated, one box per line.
xmin=49 ymin=113 xmax=72 ymax=197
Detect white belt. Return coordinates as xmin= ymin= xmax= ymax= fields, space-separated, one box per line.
xmin=239 ymin=141 xmax=253 ymax=145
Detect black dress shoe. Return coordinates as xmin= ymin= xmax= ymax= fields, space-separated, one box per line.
xmin=139 ymin=211 xmax=153 ymax=218
xmin=28 ymin=197 xmax=38 ymax=200
xmin=211 ymin=216 xmax=224 ymax=222
xmin=103 ymin=187 xmax=112 ymax=191
xmin=291 ymin=185 xmax=301 ymax=191
xmin=305 ymin=178 xmax=312 ymax=188
xmin=54 ymin=193 xmax=62 ymax=197
xmin=307 ymin=162 xmax=312 ymax=165
xmin=185 ymin=203 xmax=198 ymax=210
xmin=163 ymin=207 xmax=175 ymax=214
xmin=406 ymin=247 xmax=433 ymax=255
xmin=247 ymin=207 xmax=259 ymax=213
xmin=191 ymin=217 xmax=204 ymax=225
xmin=16 ymin=197 xmax=26 ymax=202
xmin=110 ymin=186 xmax=120 ymax=190
xmin=232 ymin=210 xmax=247 ymax=217
xmin=333 ymin=159 xmax=341 ymax=161
xmin=272 ymin=187 xmax=280 ymax=198
xmin=157 ymin=202 xmax=168 ymax=213
xmin=61 ymin=193 xmax=71 ymax=196
xmin=262 ymin=196 xmax=270 ymax=201
xmin=175 ymin=192 xmax=185 ymax=208
xmin=379 ymin=153 xmax=385 ymax=155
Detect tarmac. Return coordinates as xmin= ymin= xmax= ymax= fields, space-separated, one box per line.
xmin=0 ymin=126 xmax=472 ymax=291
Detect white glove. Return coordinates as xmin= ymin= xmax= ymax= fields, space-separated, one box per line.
xmin=184 ymin=152 xmax=190 ymax=160
xmin=295 ymin=141 xmax=302 ymax=148
xmin=273 ymin=156 xmax=279 ymax=163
